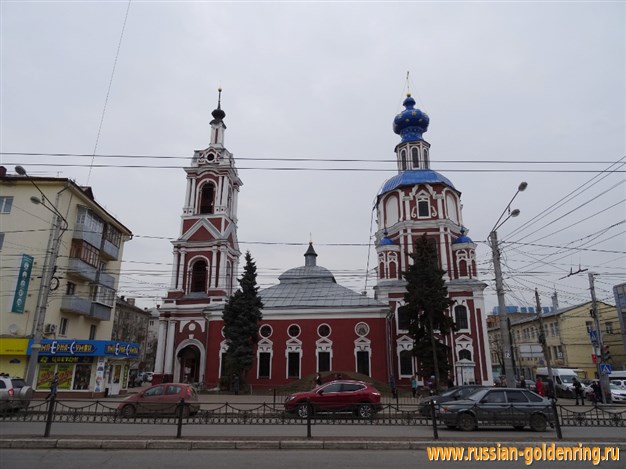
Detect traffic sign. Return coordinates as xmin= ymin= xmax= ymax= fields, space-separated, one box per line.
xmin=600 ymin=363 xmax=612 ymax=375
xmin=589 ymin=330 xmax=599 ymax=345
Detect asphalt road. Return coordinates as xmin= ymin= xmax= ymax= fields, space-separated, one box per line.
xmin=2 ymin=449 xmax=625 ymax=469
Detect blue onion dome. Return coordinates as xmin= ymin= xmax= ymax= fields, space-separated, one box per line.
xmin=453 ymin=228 xmax=474 ymax=245
xmin=393 ymin=93 xmax=430 ymax=142
xmin=378 ymin=230 xmax=395 ymax=247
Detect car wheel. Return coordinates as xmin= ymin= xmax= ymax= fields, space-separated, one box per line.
xmin=529 ymin=413 xmax=547 ymax=432
xmin=357 ymin=403 xmax=374 ymax=419
xmin=458 ymin=413 xmax=477 ymax=431
xmin=296 ymin=402 xmax=310 ymax=418
xmin=121 ymin=405 xmax=136 ymax=418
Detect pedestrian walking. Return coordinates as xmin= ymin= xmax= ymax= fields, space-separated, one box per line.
xmin=45 ymin=373 xmax=59 ymax=400
xmin=411 ymin=373 xmax=418 ymax=398
xmin=573 ymin=377 xmax=584 ymax=405
xmin=315 ymin=373 xmax=322 ymax=386
xmin=535 ymin=377 xmax=545 ymax=397
xmin=389 ymin=374 xmax=397 ymax=399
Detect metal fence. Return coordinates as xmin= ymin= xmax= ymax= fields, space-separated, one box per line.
xmin=1 ymin=396 xmax=625 ymax=440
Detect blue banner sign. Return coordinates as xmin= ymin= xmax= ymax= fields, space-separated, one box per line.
xmin=11 ymin=254 xmax=33 ymax=313
xmin=28 ymin=339 xmax=140 ymax=359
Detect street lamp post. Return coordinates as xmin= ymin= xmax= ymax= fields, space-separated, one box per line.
xmin=490 ymin=181 xmax=527 ymax=387
xmin=15 ymin=166 xmax=68 ymax=387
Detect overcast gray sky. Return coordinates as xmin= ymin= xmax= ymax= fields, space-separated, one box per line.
xmin=2 ymin=1 xmax=624 ymax=314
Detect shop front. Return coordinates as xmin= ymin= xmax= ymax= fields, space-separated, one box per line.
xmin=0 ymin=337 xmax=29 ymax=378
xmin=28 ymin=339 xmax=140 ymax=398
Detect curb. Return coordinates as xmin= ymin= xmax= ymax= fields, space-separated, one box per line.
xmin=2 ymin=439 xmax=625 ymax=450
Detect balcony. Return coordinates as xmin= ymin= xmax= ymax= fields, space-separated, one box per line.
xmin=98 ymin=271 xmax=115 ymax=289
xmin=91 ymin=303 xmax=112 ymax=321
xmin=73 ymin=222 xmax=103 ymax=248
xmin=101 ymin=239 xmax=120 ymax=260
xmin=61 ymin=295 xmax=91 ymax=317
xmin=67 ymin=258 xmax=97 ymax=282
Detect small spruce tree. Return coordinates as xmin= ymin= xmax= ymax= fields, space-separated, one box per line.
xmin=397 ymin=235 xmax=455 ymax=388
xmin=222 ymin=251 xmax=264 ymax=387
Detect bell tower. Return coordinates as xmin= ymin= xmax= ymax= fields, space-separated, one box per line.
xmin=374 ymin=92 xmax=492 ymax=386
xmin=155 ymin=90 xmax=242 ymax=384
xmin=168 ymin=88 xmax=242 ymax=302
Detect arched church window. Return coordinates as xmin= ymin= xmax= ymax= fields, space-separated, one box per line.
xmin=199 ymin=184 xmax=215 ymax=214
xmin=424 ymin=148 xmax=429 ymax=167
xmin=417 ymin=196 xmax=430 ymax=218
xmin=401 ymin=150 xmax=407 ymax=170
xmin=190 ymin=260 xmax=208 ymax=293
xmin=459 ymin=259 xmax=468 ymax=277
xmin=454 ymin=305 xmax=469 ymax=330
xmin=459 ymin=349 xmax=472 ymax=361
xmin=400 ymin=350 xmax=413 ymax=376
xmin=411 ymin=147 xmax=419 ymax=168
xmin=385 ymin=195 xmax=399 ymax=225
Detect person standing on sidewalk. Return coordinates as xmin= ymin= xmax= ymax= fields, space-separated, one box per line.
xmin=389 ymin=374 xmax=397 ymax=399
xmin=573 ymin=377 xmax=585 ymax=405
xmin=45 ymin=373 xmax=59 ymax=400
xmin=411 ymin=373 xmax=418 ymax=398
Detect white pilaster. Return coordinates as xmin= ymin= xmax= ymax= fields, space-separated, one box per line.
xmin=164 ymin=320 xmax=176 ymax=375
xmin=154 ymin=320 xmax=167 ymax=374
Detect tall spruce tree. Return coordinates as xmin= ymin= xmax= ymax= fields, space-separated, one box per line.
xmin=397 ymin=235 xmax=455 ymax=389
xmin=222 ymin=251 xmax=264 ymax=385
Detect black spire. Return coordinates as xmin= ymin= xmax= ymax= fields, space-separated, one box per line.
xmin=211 ymin=88 xmax=225 ymax=122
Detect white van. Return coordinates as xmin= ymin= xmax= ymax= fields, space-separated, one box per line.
xmin=609 ymin=371 xmax=626 ymax=389
xmin=535 ymin=367 xmax=581 ymax=398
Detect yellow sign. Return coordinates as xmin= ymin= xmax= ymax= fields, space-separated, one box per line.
xmin=0 ymin=338 xmax=29 ymax=355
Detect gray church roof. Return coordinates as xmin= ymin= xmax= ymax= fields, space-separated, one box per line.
xmin=259 ymin=243 xmax=385 ymax=309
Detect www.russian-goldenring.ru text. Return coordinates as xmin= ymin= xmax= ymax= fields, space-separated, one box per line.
xmin=426 ymin=443 xmax=620 ymax=465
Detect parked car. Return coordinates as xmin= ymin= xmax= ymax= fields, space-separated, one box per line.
xmin=0 ymin=375 xmax=33 ymax=412
xmin=143 ymin=372 xmax=154 ymax=383
xmin=609 ymin=379 xmax=626 ymax=390
xmin=610 ymin=383 xmax=626 ymax=403
xmin=117 ymin=383 xmax=200 ymax=417
xmin=419 ymin=385 xmax=485 ymax=417
xmin=284 ymin=379 xmax=381 ymax=419
xmin=438 ymin=387 xmax=554 ymax=432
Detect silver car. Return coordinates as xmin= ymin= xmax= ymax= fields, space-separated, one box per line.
xmin=438 ymin=387 xmax=554 ymax=432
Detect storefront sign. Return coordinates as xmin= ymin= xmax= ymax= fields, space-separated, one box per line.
xmin=11 ymin=254 xmax=33 ymax=313
xmin=0 ymin=338 xmax=29 ymax=355
xmin=38 ymin=356 xmax=94 ymax=364
xmin=28 ymin=339 xmax=140 ymax=359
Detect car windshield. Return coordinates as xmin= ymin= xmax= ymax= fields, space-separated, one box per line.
xmin=439 ymin=387 xmax=461 ymax=397
xmin=464 ymin=389 xmax=489 ymax=402
xmin=560 ymin=376 xmax=575 ymax=384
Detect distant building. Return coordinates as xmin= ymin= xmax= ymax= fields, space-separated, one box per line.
xmin=614 ymin=283 xmax=626 ymax=368
xmin=488 ymin=301 xmax=625 ymax=380
xmin=112 ymin=296 xmax=150 ymax=370
xmin=0 ymin=170 xmax=134 ymax=397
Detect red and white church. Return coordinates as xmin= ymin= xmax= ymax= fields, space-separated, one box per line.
xmin=153 ymin=91 xmax=493 ymax=389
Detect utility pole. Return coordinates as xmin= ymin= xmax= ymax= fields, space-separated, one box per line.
xmin=491 ymin=230 xmax=516 ymax=387
xmin=25 ymin=210 xmax=64 ymax=386
xmin=589 ymin=273 xmax=611 ymax=404
xmin=535 ymin=289 xmax=555 ymax=395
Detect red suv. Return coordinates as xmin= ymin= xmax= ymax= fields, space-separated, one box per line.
xmin=284 ymin=380 xmax=381 ymax=418
xmin=117 ymin=383 xmax=200 ymax=417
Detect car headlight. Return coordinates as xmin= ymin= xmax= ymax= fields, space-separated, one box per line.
xmin=285 ymin=396 xmax=296 ymax=402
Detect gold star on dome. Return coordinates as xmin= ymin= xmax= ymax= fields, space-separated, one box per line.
xmin=411 ymin=111 xmax=417 ymax=116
